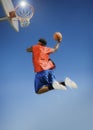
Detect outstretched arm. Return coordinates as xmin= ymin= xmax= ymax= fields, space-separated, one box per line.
xmin=52 ymin=39 xmax=62 ymax=52
xmin=26 ymin=46 xmax=32 ymax=52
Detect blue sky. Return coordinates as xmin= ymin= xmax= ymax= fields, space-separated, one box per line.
xmin=0 ymin=0 xmax=93 ymax=130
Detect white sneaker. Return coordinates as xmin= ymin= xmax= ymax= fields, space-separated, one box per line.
xmin=53 ymin=81 xmax=67 ymax=90
xmin=65 ymin=77 xmax=78 ymax=88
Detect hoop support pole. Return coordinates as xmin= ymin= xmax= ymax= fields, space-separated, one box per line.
xmin=0 ymin=16 xmax=8 ymax=21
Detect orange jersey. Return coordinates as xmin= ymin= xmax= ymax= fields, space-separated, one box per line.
xmin=32 ymin=44 xmax=55 ymax=72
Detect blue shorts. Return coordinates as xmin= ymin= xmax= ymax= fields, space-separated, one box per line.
xmin=34 ymin=69 xmax=56 ymax=93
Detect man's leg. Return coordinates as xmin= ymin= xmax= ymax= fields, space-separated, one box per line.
xmin=37 ymin=84 xmax=54 ymax=94
xmin=37 ymin=86 xmax=49 ymax=94
xmin=49 ymin=69 xmax=67 ymax=90
xmin=59 ymin=81 xmax=66 ymax=86
xmin=52 ymin=80 xmax=67 ymax=90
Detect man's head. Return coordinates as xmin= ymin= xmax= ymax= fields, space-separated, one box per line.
xmin=38 ymin=38 xmax=47 ymax=46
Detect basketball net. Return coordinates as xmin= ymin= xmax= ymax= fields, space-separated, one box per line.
xmin=15 ymin=2 xmax=34 ymax=27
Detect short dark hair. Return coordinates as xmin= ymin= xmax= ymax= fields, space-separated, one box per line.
xmin=38 ymin=38 xmax=47 ymax=46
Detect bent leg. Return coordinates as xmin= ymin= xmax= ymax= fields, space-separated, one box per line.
xmin=37 ymin=86 xmax=49 ymax=94
xmin=52 ymin=80 xmax=67 ymax=90
xmin=37 ymin=84 xmax=54 ymax=94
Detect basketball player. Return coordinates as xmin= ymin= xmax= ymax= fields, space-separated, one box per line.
xmin=26 ymin=38 xmax=77 ymax=94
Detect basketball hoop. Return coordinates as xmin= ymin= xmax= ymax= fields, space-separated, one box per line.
xmin=15 ymin=2 xmax=34 ymax=27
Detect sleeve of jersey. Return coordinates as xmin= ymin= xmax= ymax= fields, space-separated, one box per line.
xmin=31 ymin=46 xmax=34 ymax=52
xmin=45 ymin=47 xmax=54 ymax=54
xmin=31 ymin=46 xmax=36 ymax=52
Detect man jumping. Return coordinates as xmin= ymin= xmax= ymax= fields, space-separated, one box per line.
xmin=26 ymin=37 xmax=77 ymax=94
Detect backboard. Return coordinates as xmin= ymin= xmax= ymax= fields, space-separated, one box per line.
xmin=0 ymin=0 xmax=19 ymax=32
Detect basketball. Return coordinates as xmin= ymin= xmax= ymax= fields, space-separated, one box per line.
xmin=53 ymin=32 xmax=62 ymax=41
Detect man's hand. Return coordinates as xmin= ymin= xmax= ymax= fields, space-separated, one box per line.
xmin=57 ymin=38 xmax=62 ymax=43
